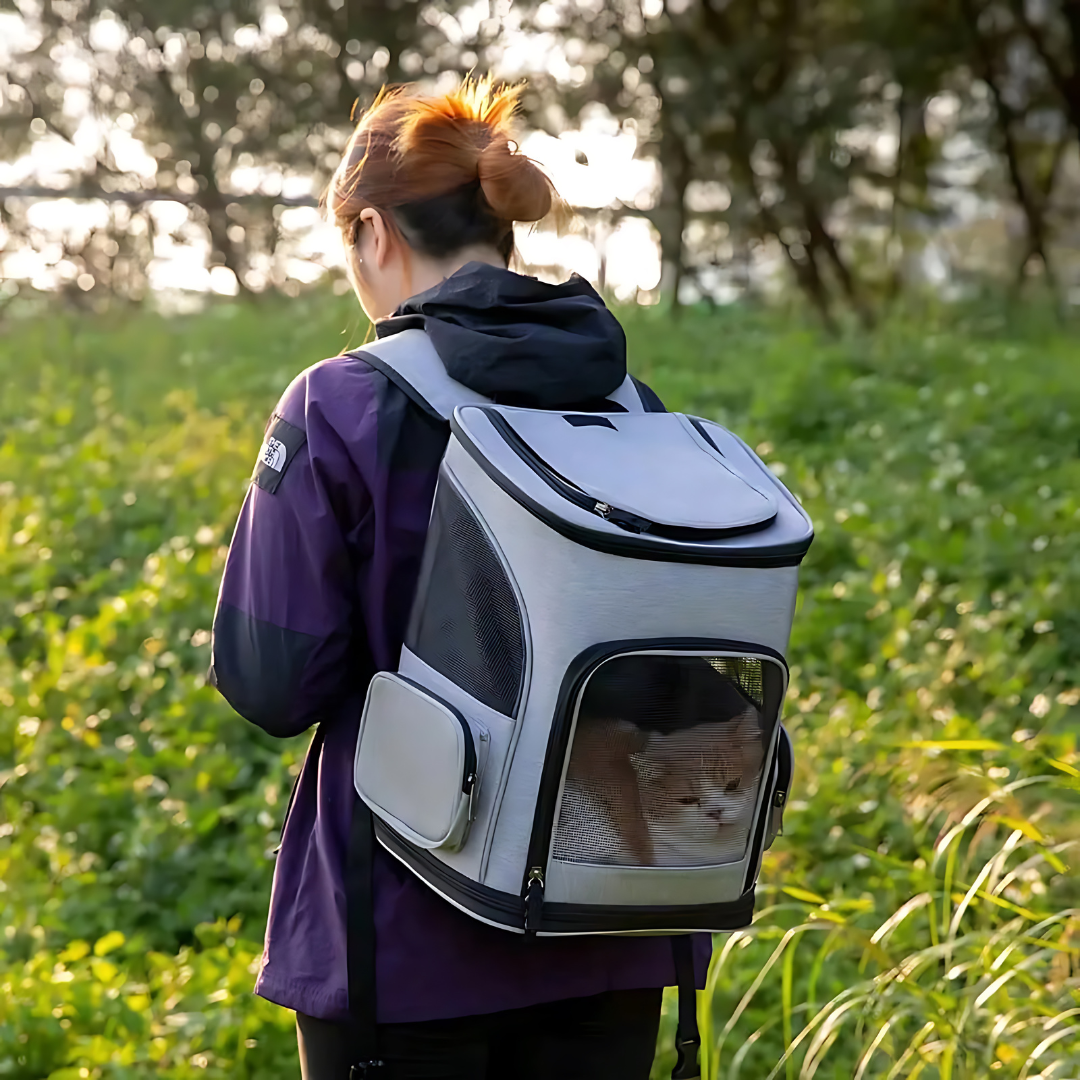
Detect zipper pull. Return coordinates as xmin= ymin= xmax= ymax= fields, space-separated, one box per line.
xmin=594 ymin=501 xmax=612 ymax=517
xmin=525 ymin=867 xmax=545 ymax=933
xmin=465 ymin=772 xmax=477 ymax=822
xmin=770 ymin=788 xmax=787 ymax=838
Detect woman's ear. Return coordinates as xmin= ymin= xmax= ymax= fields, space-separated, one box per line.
xmin=359 ymin=207 xmax=394 ymax=269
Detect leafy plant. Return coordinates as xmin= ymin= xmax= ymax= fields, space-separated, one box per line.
xmin=2 ymin=293 xmax=1078 ymax=1078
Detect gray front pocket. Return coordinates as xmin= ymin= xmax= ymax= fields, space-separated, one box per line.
xmin=355 ymin=673 xmax=487 ymax=852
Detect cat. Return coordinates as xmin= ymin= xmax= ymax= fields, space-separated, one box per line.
xmin=639 ymin=710 xmax=765 ymax=865
xmin=563 ymin=709 xmax=765 ymax=867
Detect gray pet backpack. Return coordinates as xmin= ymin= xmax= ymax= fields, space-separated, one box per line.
xmin=346 ymin=329 xmax=813 ymax=1077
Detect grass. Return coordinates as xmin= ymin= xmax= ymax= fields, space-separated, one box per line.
xmin=1 ymin=291 xmax=1078 ymax=1078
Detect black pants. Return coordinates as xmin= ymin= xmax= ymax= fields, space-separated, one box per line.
xmin=296 ymin=988 xmax=662 ymax=1080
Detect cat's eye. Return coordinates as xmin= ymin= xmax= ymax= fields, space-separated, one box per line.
xmin=678 ymin=796 xmax=700 ymax=806
xmin=725 ymin=778 xmax=741 ymax=792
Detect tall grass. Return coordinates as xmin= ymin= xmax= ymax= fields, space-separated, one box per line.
xmin=2 ymin=292 xmax=1078 ymax=1078
xmin=637 ymin=299 xmax=1080 ymax=1080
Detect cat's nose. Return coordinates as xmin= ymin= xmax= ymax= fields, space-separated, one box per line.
xmin=707 ymin=809 xmax=725 ymax=823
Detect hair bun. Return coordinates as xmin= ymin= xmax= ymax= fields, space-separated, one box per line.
xmin=477 ymin=139 xmax=552 ymax=223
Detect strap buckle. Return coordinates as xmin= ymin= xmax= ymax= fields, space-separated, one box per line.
xmin=671 ymin=1035 xmax=701 ymax=1080
xmin=350 ymin=1061 xmax=387 ymax=1079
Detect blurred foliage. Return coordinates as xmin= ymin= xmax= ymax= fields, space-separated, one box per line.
xmin=1 ymin=291 xmax=1079 ymax=1077
xmin=520 ymin=0 xmax=1079 ymax=316
xmin=1 ymin=0 xmax=1077 ymax=312
xmin=638 ymin=298 xmax=1080 ymax=1077
xmin=0 ymin=0 xmax=485 ymax=295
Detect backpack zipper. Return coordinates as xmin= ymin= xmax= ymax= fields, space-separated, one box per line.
xmin=484 ymin=410 xmax=771 ymax=540
xmin=742 ymin=723 xmax=793 ymax=892
xmin=486 ymin=412 xmax=653 ymax=533
xmin=523 ymin=641 xmax=791 ymax=928
xmin=524 ymin=866 xmax=545 ymax=933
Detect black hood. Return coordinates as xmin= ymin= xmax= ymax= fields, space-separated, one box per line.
xmin=375 ymin=262 xmax=627 ymax=409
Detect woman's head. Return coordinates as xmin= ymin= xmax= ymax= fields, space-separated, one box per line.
xmin=327 ymin=77 xmax=558 ymax=320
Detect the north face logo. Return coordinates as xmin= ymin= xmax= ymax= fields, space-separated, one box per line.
xmin=262 ymin=437 xmax=286 ymax=471
xmin=252 ymin=415 xmax=305 ymax=494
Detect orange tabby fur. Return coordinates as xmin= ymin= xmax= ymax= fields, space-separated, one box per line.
xmin=564 ymin=711 xmax=765 ymax=866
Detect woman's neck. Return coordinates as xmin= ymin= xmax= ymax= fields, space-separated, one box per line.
xmin=407 ymin=245 xmax=506 ymax=298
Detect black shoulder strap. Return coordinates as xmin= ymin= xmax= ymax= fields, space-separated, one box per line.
xmin=345 ymin=796 xmax=387 ymax=1078
xmin=671 ymin=935 xmax=702 ymax=1079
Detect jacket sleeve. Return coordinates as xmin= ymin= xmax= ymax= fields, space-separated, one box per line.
xmin=208 ymin=368 xmax=374 ymax=738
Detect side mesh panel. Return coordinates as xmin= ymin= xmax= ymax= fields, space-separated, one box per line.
xmin=552 ymin=654 xmax=774 ymax=869
xmin=406 ymin=479 xmax=525 ymax=716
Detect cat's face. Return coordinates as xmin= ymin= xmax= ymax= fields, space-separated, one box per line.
xmin=639 ymin=710 xmax=765 ymax=862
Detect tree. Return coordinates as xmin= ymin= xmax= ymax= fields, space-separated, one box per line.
xmin=0 ymin=0 xmax=488 ymax=296
xmin=960 ymin=0 xmax=1077 ymax=309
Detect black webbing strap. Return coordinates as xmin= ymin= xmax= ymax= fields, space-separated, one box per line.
xmin=671 ymin=936 xmax=702 ymax=1080
xmin=345 ymin=795 xmax=387 ymax=1078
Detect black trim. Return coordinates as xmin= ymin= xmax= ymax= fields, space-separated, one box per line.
xmin=348 ymin=350 xmax=446 ymax=422
xmin=742 ymin=779 xmax=773 ymax=895
xmin=375 ymin=818 xmax=527 ymax=930
xmin=486 ymin=409 xmax=776 ymax=543
xmin=486 ymin=410 xmax=602 ymax=515
xmin=537 ymin=893 xmax=756 ymax=935
xmin=775 ymin=726 xmax=793 ymax=809
xmin=564 ymin=414 xmax=617 ymax=429
xmin=524 ymin=638 xmax=790 ymax=905
xmin=630 ymin=375 xmax=666 ymax=414
xmin=451 ymin=412 xmax=812 ymax=567
xmin=688 ymin=417 xmax=723 ymax=456
xmin=393 ymin=674 xmax=477 ymax=793
xmin=763 ymin=724 xmax=793 ymax=853
xmin=376 ymin=817 xmax=757 ymax=935
xmin=742 ymin=722 xmax=793 ymax=894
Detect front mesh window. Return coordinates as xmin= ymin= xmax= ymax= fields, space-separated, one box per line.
xmin=551 ymin=653 xmax=776 ymax=868
xmin=406 ymin=479 xmax=525 ymax=716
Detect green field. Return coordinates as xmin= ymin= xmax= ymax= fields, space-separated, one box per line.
xmin=1 ymin=293 xmax=1078 ymax=1079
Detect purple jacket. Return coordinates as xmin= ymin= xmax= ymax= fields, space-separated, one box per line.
xmin=210 ymin=265 xmax=709 ymax=1023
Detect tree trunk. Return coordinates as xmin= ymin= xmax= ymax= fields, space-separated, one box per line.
xmin=1010 ymin=0 xmax=1080 ymax=136
xmin=966 ymin=0 xmax=1060 ymax=310
xmin=138 ymin=6 xmax=250 ymax=292
xmin=773 ymin=142 xmax=873 ymax=327
xmin=655 ymin=122 xmax=691 ymax=312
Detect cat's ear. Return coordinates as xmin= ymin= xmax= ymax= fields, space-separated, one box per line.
xmin=613 ymin=718 xmax=651 ymax=752
xmin=730 ymin=707 xmax=759 ymax=736
xmin=730 ymin=709 xmax=766 ymax=762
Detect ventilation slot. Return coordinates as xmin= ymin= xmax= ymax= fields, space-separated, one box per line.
xmin=406 ymin=479 xmax=525 ymax=716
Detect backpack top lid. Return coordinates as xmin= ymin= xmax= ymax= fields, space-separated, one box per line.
xmin=500 ymin=409 xmax=777 ymax=533
xmin=450 ymin=404 xmax=814 ymax=566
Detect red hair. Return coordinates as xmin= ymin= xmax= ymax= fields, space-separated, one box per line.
xmin=327 ymin=77 xmax=560 ymax=262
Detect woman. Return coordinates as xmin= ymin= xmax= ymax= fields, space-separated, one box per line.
xmin=209 ymin=77 xmax=708 ymax=1080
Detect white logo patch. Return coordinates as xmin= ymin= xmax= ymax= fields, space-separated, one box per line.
xmin=262 ymin=437 xmax=287 ymax=472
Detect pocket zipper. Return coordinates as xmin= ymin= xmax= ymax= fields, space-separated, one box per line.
xmin=469 ymin=729 xmax=490 ymax=822
xmin=394 ymin=674 xmax=477 ymax=796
